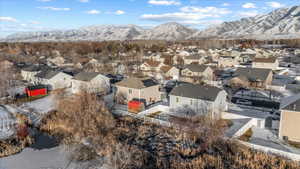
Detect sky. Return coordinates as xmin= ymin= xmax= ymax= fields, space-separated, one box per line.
xmin=0 ymin=0 xmax=299 ymax=37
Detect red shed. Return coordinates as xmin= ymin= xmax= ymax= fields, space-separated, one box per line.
xmin=25 ymin=85 xmax=47 ymax=97
xmin=128 ymin=100 xmax=145 ymax=114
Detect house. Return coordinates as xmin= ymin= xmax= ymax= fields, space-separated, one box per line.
xmin=160 ymin=66 xmax=180 ymax=80
xmin=35 ymin=71 xmax=73 ymax=90
xmin=115 ymin=77 xmax=161 ymax=105
xmin=279 ymin=95 xmax=300 ymax=143
xmin=21 ymin=65 xmax=42 ymax=82
xmin=169 ymin=83 xmax=227 ymax=119
xmin=252 ymin=57 xmax=279 ymax=70
xmin=217 ymin=56 xmax=239 ymax=68
xmin=184 ymin=54 xmax=206 ymax=65
xmin=140 ymin=60 xmax=164 ymax=72
xmin=229 ymin=67 xmax=273 ymax=89
xmin=72 ymin=72 xmax=110 ymax=94
xmin=181 ymin=64 xmax=214 ymax=83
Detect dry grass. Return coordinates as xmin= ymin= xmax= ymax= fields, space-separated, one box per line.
xmin=40 ymin=94 xmax=300 ymax=169
xmin=239 ymin=128 xmax=253 ymax=142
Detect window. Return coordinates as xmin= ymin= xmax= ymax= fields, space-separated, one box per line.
xmin=176 ymin=97 xmax=179 ymax=103
xmin=129 ymin=89 xmax=132 ymax=94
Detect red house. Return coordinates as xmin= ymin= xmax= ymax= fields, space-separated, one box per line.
xmin=25 ymin=85 xmax=47 ymax=97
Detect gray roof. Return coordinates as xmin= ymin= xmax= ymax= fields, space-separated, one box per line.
xmin=170 ymin=83 xmax=223 ymax=101
xmin=281 ymin=93 xmax=300 ymax=112
xmin=184 ymin=64 xmax=210 ymax=73
xmin=234 ymin=67 xmax=272 ymax=82
xmin=36 ymin=70 xmax=61 ymax=79
xmin=116 ymin=77 xmax=158 ymax=89
xmin=185 ymin=54 xmax=205 ymax=60
xmin=282 ymin=99 xmax=300 ymax=112
xmin=74 ymin=72 xmax=100 ymax=82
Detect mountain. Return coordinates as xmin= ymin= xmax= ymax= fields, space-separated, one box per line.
xmin=192 ymin=6 xmax=300 ymax=39
xmin=4 ymin=25 xmax=145 ymax=42
xmin=137 ymin=22 xmax=197 ymax=40
xmin=2 ymin=6 xmax=300 ymax=42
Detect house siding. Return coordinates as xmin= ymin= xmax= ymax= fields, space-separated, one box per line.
xmin=116 ymin=85 xmax=161 ymax=105
xmin=169 ymin=91 xmax=227 ymax=119
xmin=279 ymin=110 xmax=300 ymax=143
xmin=253 ymin=60 xmax=279 ymax=70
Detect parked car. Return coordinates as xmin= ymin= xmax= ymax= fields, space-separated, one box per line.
xmin=236 ymin=99 xmax=252 ymax=106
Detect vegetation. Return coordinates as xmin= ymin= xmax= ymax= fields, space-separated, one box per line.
xmin=239 ymin=128 xmax=253 ymax=142
xmin=40 ymin=93 xmax=299 ymax=169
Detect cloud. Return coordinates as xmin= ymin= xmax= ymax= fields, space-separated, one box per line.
xmin=242 ymin=3 xmax=256 ymax=9
xmin=115 ymin=10 xmax=125 ymax=15
xmin=222 ymin=3 xmax=230 ymax=7
xmin=238 ymin=10 xmax=259 ymax=17
xmin=0 ymin=17 xmax=17 ymax=22
xmin=180 ymin=6 xmax=231 ymax=15
xmin=86 ymin=10 xmax=100 ymax=14
xmin=29 ymin=21 xmax=40 ymax=24
xmin=141 ymin=6 xmax=231 ymax=25
xmin=148 ymin=0 xmax=181 ymax=6
xmin=79 ymin=0 xmax=89 ymax=3
xmin=266 ymin=2 xmax=285 ymax=8
xmin=37 ymin=6 xmax=71 ymax=11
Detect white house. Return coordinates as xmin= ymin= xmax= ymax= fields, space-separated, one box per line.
xmin=252 ymin=57 xmax=279 ymax=70
xmin=72 ymin=72 xmax=110 ymax=94
xmin=169 ymin=83 xmax=227 ymax=119
xmin=35 ymin=71 xmax=73 ymax=90
xmin=21 ymin=65 xmax=41 ymax=82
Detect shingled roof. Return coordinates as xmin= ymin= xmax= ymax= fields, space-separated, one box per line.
xmin=184 ymin=64 xmax=210 ymax=73
xmin=74 ymin=72 xmax=100 ymax=82
xmin=234 ymin=67 xmax=272 ymax=82
xmin=35 ymin=70 xmax=61 ymax=79
xmin=253 ymin=57 xmax=277 ymax=63
xmin=170 ymin=83 xmax=223 ymax=102
xmin=145 ymin=60 xmax=161 ymax=67
xmin=185 ymin=54 xmax=205 ymax=60
xmin=115 ymin=77 xmax=158 ymax=89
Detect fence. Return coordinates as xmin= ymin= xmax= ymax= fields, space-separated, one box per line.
xmin=238 ymin=140 xmax=300 ymax=162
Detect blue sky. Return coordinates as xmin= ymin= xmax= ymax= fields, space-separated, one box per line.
xmin=0 ymin=0 xmax=299 ymax=37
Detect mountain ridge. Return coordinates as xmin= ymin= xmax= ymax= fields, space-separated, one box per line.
xmin=2 ymin=5 xmax=300 ymax=42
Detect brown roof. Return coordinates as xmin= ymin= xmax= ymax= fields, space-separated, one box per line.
xmin=253 ymin=57 xmax=277 ymax=63
xmin=115 ymin=77 xmax=158 ymax=89
xmin=145 ymin=60 xmax=161 ymax=67
xmin=160 ymin=66 xmax=172 ymax=73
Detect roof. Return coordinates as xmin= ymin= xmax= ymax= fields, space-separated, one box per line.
xmin=115 ymin=77 xmax=158 ymax=89
xmin=185 ymin=54 xmax=204 ymax=60
xmin=281 ymin=93 xmax=300 ymax=112
xmin=35 ymin=70 xmax=61 ymax=79
xmin=27 ymin=85 xmax=47 ymax=90
xmin=253 ymin=57 xmax=277 ymax=63
xmin=184 ymin=64 xmax=210 ymax=73
xmin=170 ymin=83 xmax=223 ymax=101
xmin=145 ymin=60 xmax=161 ymax=67
xmin=234 ymin=67 xmax=272 ymax=82
xmin=74 ymin=72 xmax=101 ymax=82
xmin=22 ymin=65 xmax=41 ymax=72
xmin=282 ymin=99 xmax=300 ymax=112
xmin=160 ymin=66 xmax=172 ymax=73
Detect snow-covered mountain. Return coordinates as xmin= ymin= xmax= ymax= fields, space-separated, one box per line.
xmin=137 ymin=22 xmax=197 ymax=41
xmin=192 ymin=6 xmax=300 ymax=39
xmin=2 ymin=6 xmax=300 ymax=42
